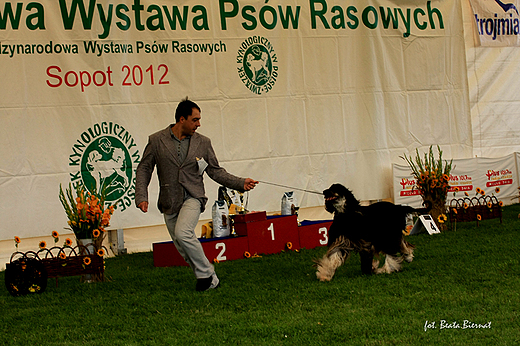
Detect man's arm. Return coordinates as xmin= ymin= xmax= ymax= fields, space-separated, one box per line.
xmin=135 ymin=141 xmax=156 ymax=213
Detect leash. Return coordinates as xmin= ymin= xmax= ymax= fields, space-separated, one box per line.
xmin=257 ymin=180 xmax=323 ymax=195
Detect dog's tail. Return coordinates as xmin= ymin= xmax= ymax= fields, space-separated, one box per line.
xmin=402 ymin=200 xmax=432 ymax=215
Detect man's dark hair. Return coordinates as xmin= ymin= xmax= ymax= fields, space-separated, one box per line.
xmin=175 ymin=97 xmax=200 ymax=122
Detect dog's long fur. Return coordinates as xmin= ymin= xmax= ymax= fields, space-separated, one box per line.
xmin=315 ymin=183 xmax=431 ymax=281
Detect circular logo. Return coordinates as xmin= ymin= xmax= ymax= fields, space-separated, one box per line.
xmin=81 ymin=136 xmax=132 ymax=201
xmin=237 ymin=36 xmax=279 ymax=95
xmin=67 ymin=122 xmax=140 ymax=212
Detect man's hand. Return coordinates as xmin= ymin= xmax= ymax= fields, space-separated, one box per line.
xmin=244 ymin=178 xmax=259 ymax=191
xmin=138 ymin=201 xmax=149 ymax=213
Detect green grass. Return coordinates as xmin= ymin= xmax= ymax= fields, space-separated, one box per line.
xmin=1 ymin=205 xmax=520 ymax=346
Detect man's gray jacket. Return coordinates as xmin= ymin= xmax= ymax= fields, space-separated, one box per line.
xmin=135 ymin=125 xmax=245 ymax=214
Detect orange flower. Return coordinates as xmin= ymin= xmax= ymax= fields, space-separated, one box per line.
xmin=437 ymin=214 xmax=447 ymax=224
xmin=454 ymin=187 xmax=460 ymax=192
xmin=442 ymin=174 xmax=449 ymax=181
xmin=464 ymin=192 xmax=469 ymax=197
xmin=83 ymin=257 xmax=91 ymax=265
xmin=39 ymin=241 xmax=46 ymax=249
xmin=60 ymin=253 xmax=67 ymax=260
xmin=213 ymin=258 xmax=219 ymax=264
xmin=92 ymin=229 xmax=101 ymax=238
xmin=286 ymin=242 xmax=293 ymax=250
xmin=97 ymin=249 xmax=105 ymax=257
xmin=452 ymin=208 xmax=458 ymax=215
xmin=487 ymin=202 xmax=492 ymax=208
xmin=244 ymin=251 xmax=251 ymax=258
xmin=14 ymin=236 xmax=21 ymax=244
xmin=495 ymin=187 xmax=500 ymax=194
xmin=65 ymin=238 xmax=73 ymax=247
xmin=499 ymin=201 xmax=504 ymax=207
xmin=480 ymin=190 xmax=485 ymax=196
xmin=477 ymin=214 xmax=482 ymax=221
xmin=52 ymin=231 xmax=59 ymax=239
xmin=463 ymin=203 xmax=469 ymax=209
xmin=476 ymin=187 xmax=482 ymax=194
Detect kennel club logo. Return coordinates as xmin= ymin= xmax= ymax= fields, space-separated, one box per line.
xmin=236 ymin=36 xmax=278 ymax=95
xmin=67 ymin=122 xmax=141 ymax=212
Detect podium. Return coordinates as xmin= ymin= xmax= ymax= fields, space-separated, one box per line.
xmin=153 ymin=211 xmax=332 ymax=267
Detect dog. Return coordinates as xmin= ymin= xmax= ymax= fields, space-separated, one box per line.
xmin=315 ymin=183 xmax=431 ymax=281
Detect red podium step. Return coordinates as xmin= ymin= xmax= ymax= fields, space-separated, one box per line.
xmin=298 ymin=220 xmax=333 ymax=249
xmin=153 ymin=235 xmax=249 ymax=267
xmin=234 ymin=214 xmax=300 ymax=255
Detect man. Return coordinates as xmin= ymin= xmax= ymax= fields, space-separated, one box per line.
xmin=135 ymin=98 xmax=258 ymax=291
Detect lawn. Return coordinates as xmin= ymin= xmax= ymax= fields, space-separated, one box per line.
xmin=1 ymin=205 xmax=519 ymax=345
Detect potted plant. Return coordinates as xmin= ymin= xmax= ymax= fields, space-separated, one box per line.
xmin=402 ymin=146 xmax=453 ymax=231
xmin=59 ymin=183 xmax=114 ymax=254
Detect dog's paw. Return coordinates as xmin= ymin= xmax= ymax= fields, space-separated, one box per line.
xmin=316 ymin=272 xmax=331 ymax=282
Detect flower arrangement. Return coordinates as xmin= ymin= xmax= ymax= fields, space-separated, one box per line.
xmin=59 ymin=183 xmax=114 ymax=246
xmin=402 ymin=145 xmax=453 ymax=230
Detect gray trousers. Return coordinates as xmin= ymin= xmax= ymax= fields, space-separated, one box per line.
xmin=164 ymin=197 xmax=217 ymax=283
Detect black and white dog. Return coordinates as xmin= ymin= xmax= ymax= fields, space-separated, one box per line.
xmin=315 ymin=183 xmax=431 ymax=281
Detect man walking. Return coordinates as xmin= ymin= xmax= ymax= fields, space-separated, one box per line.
xmin=135 ymin=98 xmax=258 ymax=291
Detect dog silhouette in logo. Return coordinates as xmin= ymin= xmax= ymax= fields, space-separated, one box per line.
xmin=86 ymin=137 xmax=129 ymax=197
xmin=246 ymin=49 xmax=269 ymax=85
xmin=495 ymin=0 xmax=519 ymax=15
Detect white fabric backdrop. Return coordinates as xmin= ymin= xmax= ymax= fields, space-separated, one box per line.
xmin=0 ymin=1 xmax=472 ymax=240
xmin=463 ymin=0 xmax=520 ymax=156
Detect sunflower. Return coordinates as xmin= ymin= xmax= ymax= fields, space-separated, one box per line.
xmin=487 ymin=202 xmax=492 ymax=208
xmin=464 ymin=192 xmax=469 ymax=197
xmin=476 ymin=187 xmax=481 ymax=194
xmin=39 ymin=241 xmax=47 ymax=249
xmin=286 ymin=242 xmax=293 ymax=250
xmin=52 ymin=231 xmax=59 ymax=239
xmin=454 ymin=187 xmax=460 ymax=192
xmin=92 ymin=229 xmax=101 ymax=238
xmin=463 ymin=203 xmax=469 ymax=209
xmin=437 ymin=214 xmax=448 ymax=224
xmin=14 ymin=236 xmax=21 ymax=249
xmin=244 ymin=251 xmax=251 ymax=258
xmin=60 ymin=252 xmax=67 ymax=260
xmin=495 ymin=187 xmax=500 ymax=194
xmin=477 ymin=214 xmax=482 ymax=221
xmin=64 ymin=238 xmax=73 ymax=247
xmin=83 ymin=257 xmax=91 ymax=266
xmin=480 ymin=190 xmax=485 ymax=196
xmin=499 ymin=201 xmax=504 ymax=207
xmin=452 ymin=208 xmax=458 ymax=215
xmin=97 ymin=249 xmax=105 ymax=257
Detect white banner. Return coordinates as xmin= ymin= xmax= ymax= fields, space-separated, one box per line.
xmin=393 ymin=153 xmax=518 ymax=208
xmin=469 ymin=0 xmax=520 ymax=46
xmin=0 ymin=0 xmax=471 ymax=241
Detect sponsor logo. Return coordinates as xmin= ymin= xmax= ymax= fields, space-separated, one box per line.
xmin=236 ymin=36 xmax=278 ymax=95
xmin=474 ymin=1 xmax=520 ymax=41
xmin=68 ymin=122 xmax=140 ymax=212
xmin=495 ymin=0 xmax=519 ymax=15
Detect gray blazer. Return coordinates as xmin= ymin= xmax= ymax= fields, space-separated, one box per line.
xmin=135 ymin=126 xmax=245 ymax=214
